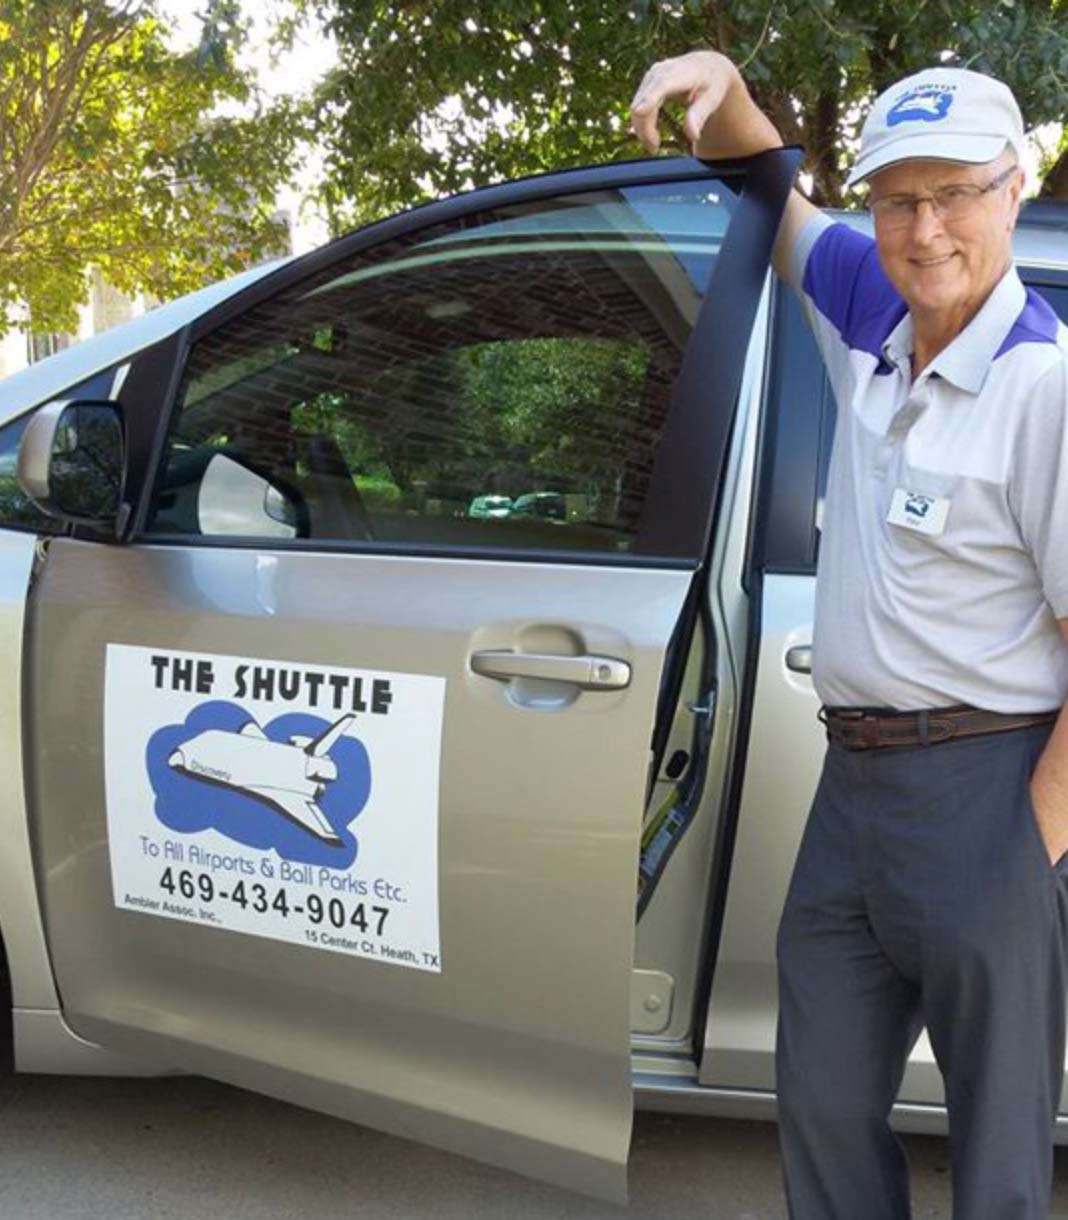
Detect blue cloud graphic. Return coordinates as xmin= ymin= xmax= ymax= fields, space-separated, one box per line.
xmin=887 ymin=87 xmax=954 ymax=126
xmin=146 ymin=700 xmax=371 ymax=869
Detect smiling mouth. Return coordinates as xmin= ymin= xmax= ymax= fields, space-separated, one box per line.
xmin=912 ymin=253 xmax=956 ymax=267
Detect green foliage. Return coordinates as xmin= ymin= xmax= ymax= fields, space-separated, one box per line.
xmin=456 ymin=338 xmax=648 ymax=497
xmin=353 ymin=472 xmax=402 ymax=512
xmin=290 ymin=0 xmax=1068 ymax=225
xmin=291 ymin=336 xmax=648 ymax=517
xmin=0 ymin=0 xmax=304 ymax=336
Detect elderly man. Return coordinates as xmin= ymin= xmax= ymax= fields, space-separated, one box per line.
xmin=632 ymin=55 xmax=1068 ymax=1220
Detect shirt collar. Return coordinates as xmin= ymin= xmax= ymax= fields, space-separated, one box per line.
xmin=880 ymin=265 xmax=1027 ymax=395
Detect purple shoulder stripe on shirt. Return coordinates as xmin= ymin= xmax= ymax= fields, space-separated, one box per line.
xmin=993 ymin=287 xmax=1060 ymax=359
xmin=802 ymin=223 xmax=907 ymax=360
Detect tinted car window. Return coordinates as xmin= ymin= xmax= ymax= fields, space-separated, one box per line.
xmin=146 ymin=179 xmax=744 ymax=558
xmin=0 ymin=414 xmax=64 ymax=534
xmin=1030 ymin=280 xmax=1068 ymax=322
xmin=758 ymin=284 xmax=833 ymax=574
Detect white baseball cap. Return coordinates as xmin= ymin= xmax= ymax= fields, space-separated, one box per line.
xmin=845 ymin=67 xmax=1025 ymax=188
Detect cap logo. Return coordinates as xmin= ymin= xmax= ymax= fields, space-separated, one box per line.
xmin=887 ymin=85 xmax=956 ymax=127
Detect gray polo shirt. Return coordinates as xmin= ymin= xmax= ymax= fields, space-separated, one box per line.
xmin=789 ymin=215 xmax=1068 ymax=713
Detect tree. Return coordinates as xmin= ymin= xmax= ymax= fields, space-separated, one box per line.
xmin=0 ymin=0 xmax=303 ymax=336
xmin=290 ymin=0 xmax=1068 ymax=231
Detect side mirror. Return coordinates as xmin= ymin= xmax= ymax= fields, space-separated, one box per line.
xmin=197 ymin=452 xmax=303 ymax=538
xmin=17 ymin=400 xmax=125 ymax=529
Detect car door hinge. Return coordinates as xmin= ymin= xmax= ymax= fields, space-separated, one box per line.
xmin=27 ymin=535 xmax=52 ymax=593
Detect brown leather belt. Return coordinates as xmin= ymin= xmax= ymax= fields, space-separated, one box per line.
xmin=820 ymin=705 xmax=1059 ymax=751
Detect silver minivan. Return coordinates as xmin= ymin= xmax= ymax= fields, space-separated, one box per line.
xmin=1 ymin=150 xmax=1065 ymax=1202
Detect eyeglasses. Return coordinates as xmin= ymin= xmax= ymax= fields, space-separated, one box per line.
xmin=868 ymin=166 xmax=1019 ymax=230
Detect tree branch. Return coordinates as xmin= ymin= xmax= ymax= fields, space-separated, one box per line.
xmin=9 ymin=2 xmax=143 ymax=215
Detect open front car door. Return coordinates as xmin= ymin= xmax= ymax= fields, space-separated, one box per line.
xmin=22 ymin=150 xmax=798 ymax=1200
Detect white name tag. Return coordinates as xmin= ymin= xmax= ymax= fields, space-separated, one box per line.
xmin=887 ymin=488 xmax=950 ymax=536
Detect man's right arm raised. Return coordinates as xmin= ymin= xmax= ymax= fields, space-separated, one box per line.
xmin=629 ymin=50 xmax=818 ymax=280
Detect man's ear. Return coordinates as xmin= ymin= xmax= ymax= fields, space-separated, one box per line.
xmin=1006 ymin=165 xmax=1025 ymax=231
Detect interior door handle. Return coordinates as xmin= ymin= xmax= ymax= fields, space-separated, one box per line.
xmin=785 ymin=645 xmax=813 ymax=674
xmin=470 ymin=650 xmax=631 ymax=690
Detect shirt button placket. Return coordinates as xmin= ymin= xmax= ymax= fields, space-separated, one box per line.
xmin=874 ymin=383 xmax=930 ymax=479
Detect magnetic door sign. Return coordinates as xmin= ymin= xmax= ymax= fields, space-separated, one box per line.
xmin=104 ymin=645 xmax=446 ymax=972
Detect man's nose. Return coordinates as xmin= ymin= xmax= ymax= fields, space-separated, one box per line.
xmin=910 ymin=196 xmax=946 ymax=243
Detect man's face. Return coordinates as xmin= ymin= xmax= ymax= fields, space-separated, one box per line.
xmin=867 ymin=154 xmax=1023 ymax=322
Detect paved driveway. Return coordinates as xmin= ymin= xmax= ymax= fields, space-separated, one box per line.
xmin=0 ymin=1073 xmax=1065 ymax=1218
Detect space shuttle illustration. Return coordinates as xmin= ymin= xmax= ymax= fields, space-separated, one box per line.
xmin=167 ymin=713 xmax=356 ymax=845
xmin=888 ymin=88 xmax=952 ymax=125
xmin=902 ymin=93 xmax=945 ymax=115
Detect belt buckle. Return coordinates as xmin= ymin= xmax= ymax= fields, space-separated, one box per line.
xmin=859 ymin=714 xmax=881 ymax=749
xmin=822 ymin=708 xmax=882 ymax=749
xmin=928 ymin=715 xmax=957 ymax=744
xmin=835 ymin=710 xmax=884 ymax=750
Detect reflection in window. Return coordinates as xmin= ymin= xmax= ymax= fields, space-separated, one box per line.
xmin=149 ymin=180 xmax=738 ymax=556
xmin=0 ymin=413 xmax=64 ymax=534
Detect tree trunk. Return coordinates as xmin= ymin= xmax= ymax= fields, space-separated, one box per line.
xmin=705 ymin=2 xmax=734 ymax=54
xmin=807 ymin=90 xmax=843 ymax=208
xmin=751 ymin=84 xmax=803 ymax=149
xmin=1039 ymin=146 xmax=1068 ymax=199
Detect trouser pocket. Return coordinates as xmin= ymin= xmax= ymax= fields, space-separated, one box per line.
xmin=1019 ymin=728 xmax=1061 ymax=877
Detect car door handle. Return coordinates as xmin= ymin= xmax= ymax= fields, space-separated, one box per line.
xmin=785 ymin=645 xmax=813 ymax=674
xmin=470 ymin=650 xmax=631 ymax=690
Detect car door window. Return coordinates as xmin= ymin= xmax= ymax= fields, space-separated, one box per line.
xmin=145 ymin=180 xmax=744 ymax=558
xmin=1030 ymin=279 xmax=1068 ymax=323
xmin=756 ymin=283 xmax=835 ymax=574
xmin=0 ymin=414 xmax=64 ymax=534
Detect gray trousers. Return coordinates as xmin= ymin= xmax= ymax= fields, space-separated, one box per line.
xmin=776 ymin=724 xmax=1068 ymax=1220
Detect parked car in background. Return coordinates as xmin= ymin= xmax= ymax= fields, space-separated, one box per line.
xmin=1 ymin=151 xmax=1066 ymax=1203
xmin=510 ymin=491 xmax=567 ymax=521
xmin=467 ymin=494 xmax=513 ymax=519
